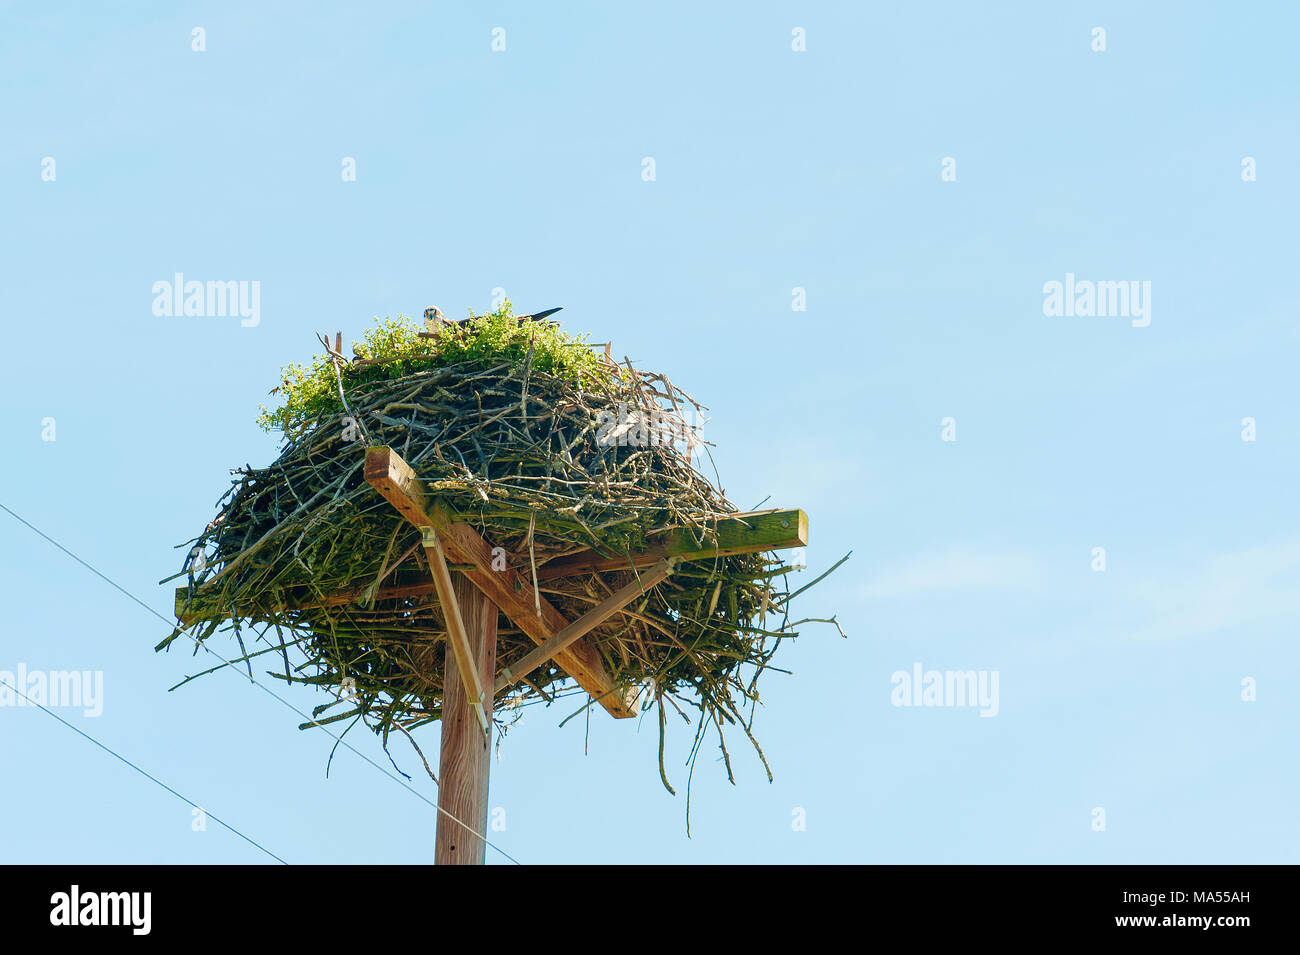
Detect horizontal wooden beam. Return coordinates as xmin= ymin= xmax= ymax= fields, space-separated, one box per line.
xmin=536 ymin=508 xmax=808 ymax=580
xmin=174 ymin=503 xmax=808 ymax=622
xmin=365 ymin=445 xmax=639 ymax=719
xmin=496 ymin=558 xmax=676 ymax=694
xmin=175 ymin=568 xmax=441 ymax=625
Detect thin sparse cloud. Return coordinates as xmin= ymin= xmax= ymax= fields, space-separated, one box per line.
xmin=862 ymin=549 xmax=1043 ymax=599
xmin=1119 ymin=540 xmax=1300 ymax=641
xmin=865 ymin=541 xmax=1300 ymax=643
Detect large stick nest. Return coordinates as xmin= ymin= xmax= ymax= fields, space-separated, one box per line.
xmin=161 ymin=309 xmax=841 ymax=791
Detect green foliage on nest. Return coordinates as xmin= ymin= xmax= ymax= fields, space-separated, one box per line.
xmin=257 ymin=300 xmax=614 ymax=436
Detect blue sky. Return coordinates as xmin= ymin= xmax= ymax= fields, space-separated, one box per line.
xmin=1 ymin=1 xmax=1297 ymax=863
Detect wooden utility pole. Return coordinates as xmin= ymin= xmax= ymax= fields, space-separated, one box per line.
xmin=435 ymin=575 xmax=497 ymax=864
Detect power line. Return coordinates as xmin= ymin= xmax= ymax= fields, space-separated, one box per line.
xmin=0 ymin=501 xmax=522 ymax=866
xmin=1 ymin=677 xmax=288 ymax=864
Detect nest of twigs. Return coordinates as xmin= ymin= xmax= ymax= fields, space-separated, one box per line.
xmin=161 ymin=309 xmax=843 ymax=794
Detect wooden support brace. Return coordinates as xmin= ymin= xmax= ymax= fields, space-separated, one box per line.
xmin=496 ymin=557 xmax=676 ymax=694
xmin=534 ymin=508 xmax=808 ymax=580
xmin=420 ymin=525 xmax=489 ymax=734
xmin=364 ymin=445 xmax=639 ymax=719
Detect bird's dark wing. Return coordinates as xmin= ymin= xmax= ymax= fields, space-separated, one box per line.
xmin=527 ymin=307 xmax=563 ymax=322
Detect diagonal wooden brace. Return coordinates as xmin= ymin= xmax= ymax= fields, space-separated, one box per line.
xmin=420 ymin=525 xmax=489 ymax=735
xmin=364 ymin=445 xmax=639 ymax=719
xmin=496 ymin=557 xmax=677 ymax=694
